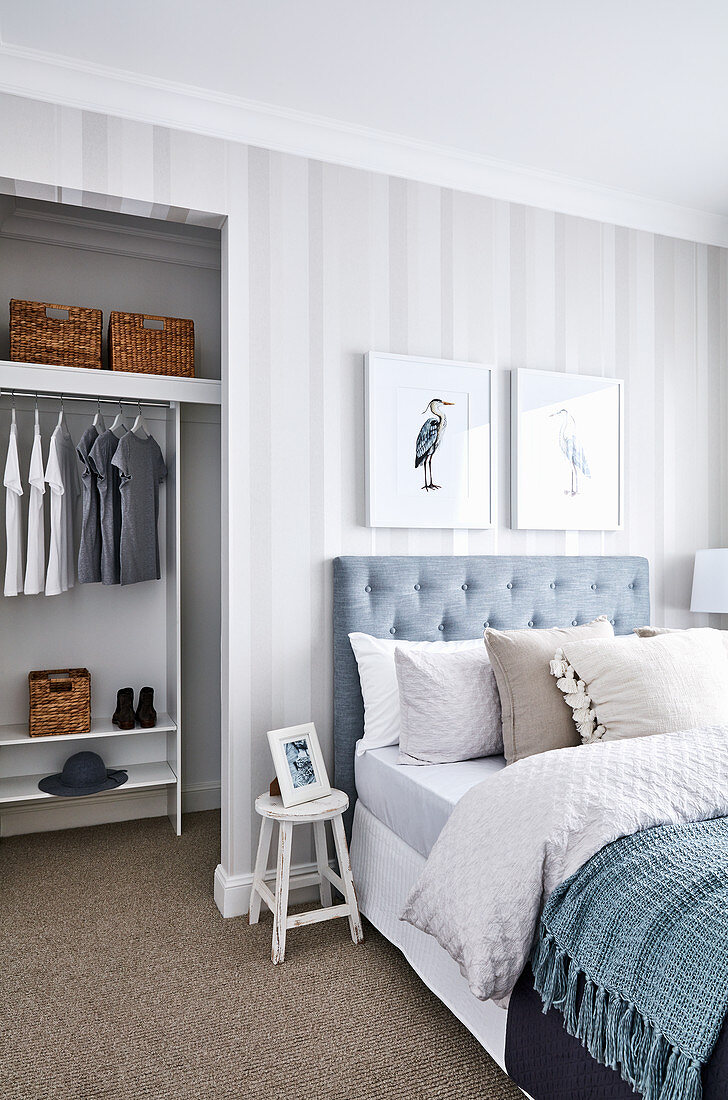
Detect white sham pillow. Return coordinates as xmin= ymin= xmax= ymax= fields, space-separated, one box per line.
xmin=550 ymin=630 xmax=728 ymax=743
xmin=395 ymin=646 xmax=503 ymax=765
xmin=348 ymin=632 xmax=485 ymax=755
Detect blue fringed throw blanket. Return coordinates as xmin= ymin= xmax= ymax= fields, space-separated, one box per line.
xmin=532 ymin=817 xmax=728 ymax=1100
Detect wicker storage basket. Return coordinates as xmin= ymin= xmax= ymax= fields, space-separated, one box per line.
xmin=28 ymin=669 xmax=91 ymax=738
xmin=10 ymin=300 xmax=103 ymax=369
xmin=109 ymin=311 xmax=194 ymax=377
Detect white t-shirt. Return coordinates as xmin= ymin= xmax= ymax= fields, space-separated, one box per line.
xmin=45 ymin=420 xmax=80 ymax=596
xmin=24 ymin=421 xmax=46 ymax=595
xmin=3 ymin=418 xmax=23 ymax=597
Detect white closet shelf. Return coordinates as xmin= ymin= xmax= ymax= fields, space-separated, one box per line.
xmin=0 ymin=761 xmax=176 ymax=805
xmin=0 ymin=713 xmax=176 ymax=746
xmin=0 ymin=360 xmax=221 ymax=406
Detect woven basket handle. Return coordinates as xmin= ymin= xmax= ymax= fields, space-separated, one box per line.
xmin=45 ymin=307 xmax=70 ymax=321
xmin=142 ymin=317 xmax=165 ymax=332
xmin=48 ymin=672 xmax=73 ymax=693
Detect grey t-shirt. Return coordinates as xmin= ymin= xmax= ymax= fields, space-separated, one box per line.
xmin=88 ymin=429 xmax=123 ymax=586
xmin=111 ymin=432 xmax=167 ymax=585
xmin=77 ymin=424 xmax=101 ymax=584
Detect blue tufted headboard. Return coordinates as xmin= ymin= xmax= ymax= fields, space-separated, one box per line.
xmin=333 ymin=554 xmax=649 ymax=833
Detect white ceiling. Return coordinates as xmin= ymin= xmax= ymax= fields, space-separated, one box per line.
xmin=1 ymin=0 xmax=728 ymax=218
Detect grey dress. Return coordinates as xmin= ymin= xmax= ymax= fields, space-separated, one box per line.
xmin=88 ymin=428 xmax=123 ymax=586
xmin=76 ymin=425 xmax=102 ymax=584
xmin=111 ymin=432 xmax=167 ymax=585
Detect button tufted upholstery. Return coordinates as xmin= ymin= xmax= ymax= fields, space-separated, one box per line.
xmin=333 ymin=554 xmax=650 ymax=834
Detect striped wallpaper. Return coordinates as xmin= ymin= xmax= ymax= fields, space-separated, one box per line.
xmin=0 ymin=93 xmax=726 ymax=884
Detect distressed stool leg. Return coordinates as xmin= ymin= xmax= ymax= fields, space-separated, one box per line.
xmin=313 ymin=820 xmax=333 ymax=907
xmin=332 ymin=813 xmax=364 ymax=945
xmin=271 ymin=821 xmax=293 ymax=964
xmin=249 ymin=816 xmax=274 ymax=925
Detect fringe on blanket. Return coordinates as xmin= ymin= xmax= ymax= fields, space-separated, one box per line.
xmin=531 ymin=927 xmax=703 ymax=1100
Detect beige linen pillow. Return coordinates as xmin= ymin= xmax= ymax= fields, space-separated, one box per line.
xmin=552 ymin=630 xmax=728 ymax=743
xmin=635 ymin=625 xmax=728 ymax=656
xmin=484 ymin=617 xmax=614 ymax=765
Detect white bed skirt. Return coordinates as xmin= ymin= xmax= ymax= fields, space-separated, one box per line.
xmin=350 ymin=800 xmax=510 ymax=1072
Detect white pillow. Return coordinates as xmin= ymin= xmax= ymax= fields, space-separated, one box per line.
xmin=348 ymin=632 xmax=485 ymax=755
xmin=550 ymin=630 xmax=728 ymax=743
xmin=395 ymin=646 xmax=503 ymax=765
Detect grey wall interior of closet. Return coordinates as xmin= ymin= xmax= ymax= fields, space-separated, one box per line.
xmin=0 ymin=195 xmax=222 ymax=804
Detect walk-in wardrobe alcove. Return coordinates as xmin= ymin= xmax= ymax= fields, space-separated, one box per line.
xmin=0 ymin=190 xmax=222 ymax=837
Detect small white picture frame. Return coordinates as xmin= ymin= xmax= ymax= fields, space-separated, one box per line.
xmin=267 ymin=722 xmax=332 ymax=808
xmin=511 ymin=368 xmax=624 ymax=531
xmin=365 ymin=351 xmax=494 ymax=529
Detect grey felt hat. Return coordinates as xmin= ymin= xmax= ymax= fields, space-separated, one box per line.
xmin=38 ymin=751 xmax=128 ymax=797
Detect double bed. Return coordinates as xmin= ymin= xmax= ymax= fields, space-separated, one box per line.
xmin=333 ymin=554 xmax=728 ymax=1099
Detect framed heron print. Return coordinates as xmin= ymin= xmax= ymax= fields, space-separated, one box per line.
xmin=364 ymin=352 xmax=494 ymax=529
xmin=511 ymin=368 xmax=623 ymax=530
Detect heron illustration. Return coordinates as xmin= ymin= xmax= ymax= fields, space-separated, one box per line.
xmin=415 ymin=398 xmax=454 ymax=490
xmin=550 ymin=407 xmax=591 ymax=496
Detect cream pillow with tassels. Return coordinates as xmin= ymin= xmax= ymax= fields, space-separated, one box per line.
xmin=551 ymin=629 xmax=728 ymax=743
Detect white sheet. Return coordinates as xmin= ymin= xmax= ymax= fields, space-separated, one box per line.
xmin=355 ymin=745 xmax=506 ymax=859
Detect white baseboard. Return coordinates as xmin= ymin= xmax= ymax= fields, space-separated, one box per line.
xmin=182 ymin=781 xmax=221 ymax=813
xmin=214 ymin=858 xmax=327 ymax=918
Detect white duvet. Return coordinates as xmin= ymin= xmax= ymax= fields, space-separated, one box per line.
xmin=401 ymin=724 xmax=728 ymax=1005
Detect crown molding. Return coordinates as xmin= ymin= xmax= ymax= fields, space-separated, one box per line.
xmin=1 ymin=40 xmax=727 ymax=247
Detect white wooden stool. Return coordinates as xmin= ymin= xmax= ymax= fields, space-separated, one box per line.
xmin=249 ymin=788 xmax=364 ymax=964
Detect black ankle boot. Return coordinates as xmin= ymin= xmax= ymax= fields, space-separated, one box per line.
xmin=136 ymin=687 xmax=157 ymax=730
xmin=113 ymin=688 xmax=135 ymax=730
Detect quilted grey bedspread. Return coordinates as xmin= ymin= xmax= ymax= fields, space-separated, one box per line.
xmin=401 ymin=724 xmax=728 ymax=1004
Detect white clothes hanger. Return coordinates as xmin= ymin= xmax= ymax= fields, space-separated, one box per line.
xmin=56 ymin=393 xmax=70 ymax=436
xmin=110 ymin=400 xmax=127 ymax=438
xmin=131 ymin=399 xmax=149 ymax=439
xmin=10 ymin=391 xmax=16 ymax=430
xmin=34 ymin=394 xmax=40 ymax=431
xmin=92 ymin=396 xmax=106 ymax=434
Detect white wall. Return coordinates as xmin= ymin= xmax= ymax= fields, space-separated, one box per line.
xmin=0 ymin=93 xmax=725 ymax=909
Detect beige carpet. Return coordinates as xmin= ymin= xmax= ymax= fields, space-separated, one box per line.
xmin=0 ymin=811 xmax=522 ymax=1100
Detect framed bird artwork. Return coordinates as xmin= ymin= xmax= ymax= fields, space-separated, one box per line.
xmin=511 ymin=368 xmax=623 ymax=530
xmin=364 ymin=352 xmax=494 ymax=529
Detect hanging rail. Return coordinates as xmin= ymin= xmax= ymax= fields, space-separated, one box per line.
xmin=0 ymin=389 xmax=170 ymax=409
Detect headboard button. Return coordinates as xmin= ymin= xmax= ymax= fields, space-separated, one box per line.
xmin=506 ymin=582 xmax=513 ymax=590
xmin=628 ymin=583 xmax=634 ymax=589
xmin=438 ymin=624 xmax=444 ymax=631
xmin=364 ymin=585 xmax=372 ymax=593
xmin=549 ymin=582 xmax=556 ymax=589
xmin=414 ymin=583 xmax=421 ymax=591
xmin=591 ymin=583 xmax=597 ymax=590
xmin=528 ymin=621 xmax=534 ymax=628
xmin=462 ymin=583 xmax=468 ymax=591
xmin=572 ymin=620 xmax=578 ymax=626
xmin=610 ymin=619 xmax=615 ymax=626
xmin=484 ymin=621 xmax=490 ymax=628
xmin=389 ymin=627 xmax=396 ymax=635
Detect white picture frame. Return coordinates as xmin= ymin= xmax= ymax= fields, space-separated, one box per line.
xmin=511 ymin=368 xmax=624 ymax=531
xmin=365 ymin=352 xmax=494 ymax=529
xmin=266 ymin=722 xmax=332 ymax=808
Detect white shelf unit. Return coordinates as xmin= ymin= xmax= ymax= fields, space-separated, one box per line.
xmin=0 ymin=361 xmax=220 ymax=837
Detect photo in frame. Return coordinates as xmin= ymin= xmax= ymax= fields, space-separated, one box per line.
xmin=365 ymin=352 xmax=494 ymax=529
xmin=511 ymin=368 xmax=623 ymax=530
xmin=267 ymin=722 xmax=332 ymax=808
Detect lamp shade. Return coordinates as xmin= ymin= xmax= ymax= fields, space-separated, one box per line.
xmin=690 ymin=549 xmax=728 ymax=613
